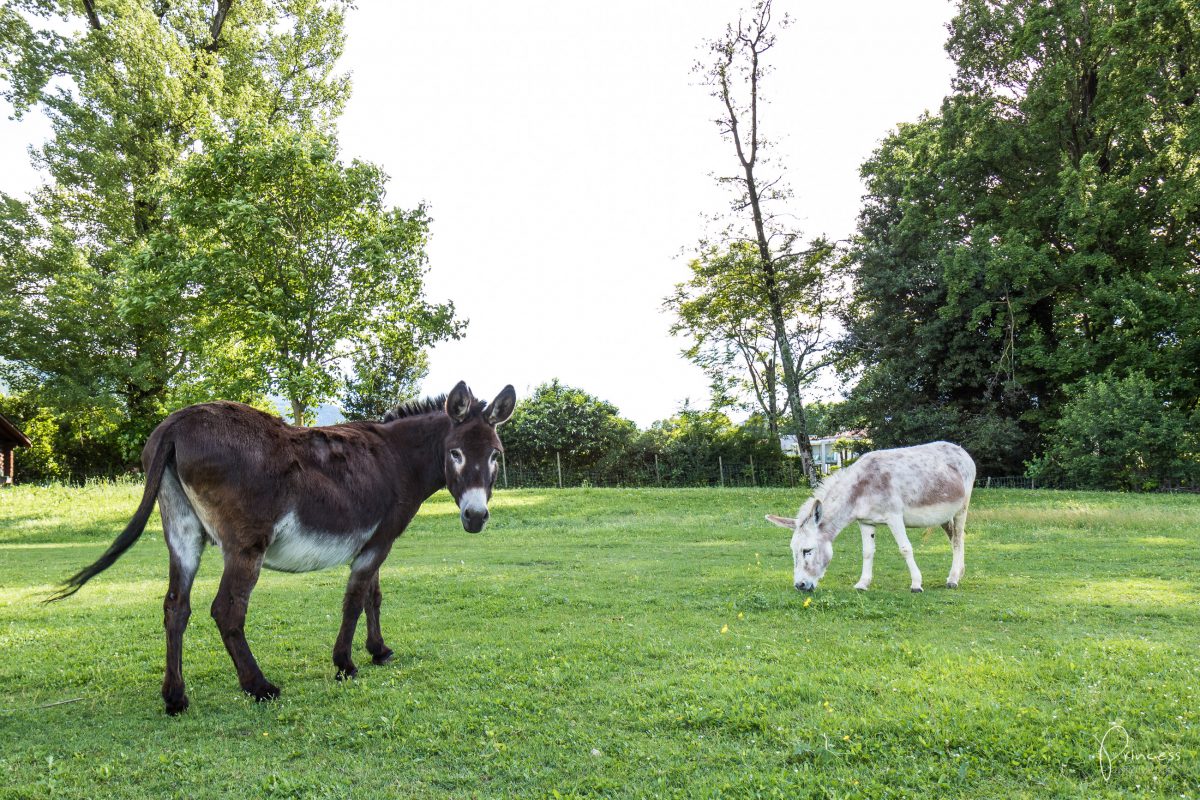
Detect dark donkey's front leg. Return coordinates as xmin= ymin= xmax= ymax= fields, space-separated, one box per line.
xmin=334 ymin=544 xmax=394 ymax=679
xmin=211 ymin=546 xmax=280 ymax=701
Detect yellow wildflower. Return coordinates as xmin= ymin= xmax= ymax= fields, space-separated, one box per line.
xmin=720 ymin=624 xmax=729 ymax=634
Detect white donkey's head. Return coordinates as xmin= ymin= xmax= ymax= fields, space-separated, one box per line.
xmin=767 ymin=497 xmax=832 ymax=591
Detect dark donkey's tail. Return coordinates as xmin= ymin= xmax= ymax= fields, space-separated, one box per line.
xmin=46 ymin=434 xmax=176 ymax=603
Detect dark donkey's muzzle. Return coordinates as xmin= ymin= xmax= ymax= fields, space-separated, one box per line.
xmin=461 ymin=507 xmax=489 ymax=533
xmin=458 ymin=487 xmax=490 ymax=533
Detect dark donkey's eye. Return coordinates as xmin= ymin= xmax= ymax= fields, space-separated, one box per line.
xmin=450 ymin=449 xmax=464 ymax=466
xmin=802 ymin=548 xmax=813 ymax=557
xmin=490 ymin=449 xmax=500 ymax=464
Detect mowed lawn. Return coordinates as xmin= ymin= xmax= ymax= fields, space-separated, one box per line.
xmin=1 ymin=485 xmax=1197 ymax=799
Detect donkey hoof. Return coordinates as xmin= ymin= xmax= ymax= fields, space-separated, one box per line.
xmin=163 ymin=693 xmax=189 ymax=716
xmin=910 ymin=587 xmax=923 ymax=593
xmin=854 ymin=583 xmax=869 ymax=592
xmin=371 ymin=648 xmax=395 ymax=666
xmin=335 ymin=665 xmax=358 ymax=681
xmin=247 ymin=681 xmax=281 ymax=702
xmin=946 ymin=581 xmax=959 ymax=589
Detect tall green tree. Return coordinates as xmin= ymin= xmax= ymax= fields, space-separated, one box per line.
xmin=843 ymin=0 xmax=1200 ymax=475
xmin=0 ymin=0 xmax=350 ymax=453
xmin=691 ymin=0 xmax=843 ymax=484
xmin=170 ymin=127 xmax=462 ymax=425
xmin=842 ymin=116 xmax=1031 ymax=473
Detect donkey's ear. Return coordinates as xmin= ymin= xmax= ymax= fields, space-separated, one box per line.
xmin=765 ymin=514 xmax=795 ymax=529
xmin=446 ymin=381 xmax=475 ymax=424
xmin=796 ymin=497 xmax=818 ymax=524
xmin=485 ymin=385 xmax=516 ymax=426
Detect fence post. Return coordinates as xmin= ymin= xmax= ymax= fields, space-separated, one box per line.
xmin=986 ymin=476 xmax=991 ymax=489
xmin=750 ymin=455 xmax=756 ymax=487
xmin=502 ymin=451 xmax=508 ymax=489
xmin=654 ymin=453 xmax=661 ymax=487
xmin=718 ymin=456 xmax=724 ymax=488
xmin=556 ymin=451 xmax=563 ymax=489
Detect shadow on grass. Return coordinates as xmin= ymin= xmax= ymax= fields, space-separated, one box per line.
xmin=0 ymin=509 xmax=150 ymax=545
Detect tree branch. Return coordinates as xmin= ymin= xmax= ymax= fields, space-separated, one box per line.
xmin=82 ymin=0 xmax=102 ymax=30
xmin=207 ymin=0 xmax=234 ymax=52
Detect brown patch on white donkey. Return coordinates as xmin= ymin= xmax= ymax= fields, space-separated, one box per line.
xmin=47 ymin=381 xmax=516 ymax=715
xmin=766 ymin=441 xmax=975 ymax=593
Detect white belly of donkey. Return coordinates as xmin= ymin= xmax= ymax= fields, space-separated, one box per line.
xmin=902 ymin=500 xmax=963 ymax=528
xmin=264 ymin=510 xmax=378 ymax=573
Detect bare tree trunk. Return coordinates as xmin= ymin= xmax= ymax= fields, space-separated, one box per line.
xmin=765 ymin=358 xmax=779 ymax=440
xmin=290 ymin=398 xmax=307 ymax=426
xmin=82 ymin=0 xmax=102 ymax=30
xmin=714 ymin=4 xmax=819 ymax=486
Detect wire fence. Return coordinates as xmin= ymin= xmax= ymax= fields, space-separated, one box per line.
xmin=976 ymin=476 xmax=1041 ymax=490
xmin=495 ymin=457 xmax=1200 ymax=493
xmin=972 ymin=476 xmax=1200 ymax=493
xmin=498 ymin=454 xmax=809 ymax=489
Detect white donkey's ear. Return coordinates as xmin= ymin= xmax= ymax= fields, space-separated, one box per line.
xmin=765 ymin=514 xmax=795 ymax=529
xmin=486 ymin=385 xmax=516 ymax=426
xmin=446 ymin=381 xmax=475 ymax=423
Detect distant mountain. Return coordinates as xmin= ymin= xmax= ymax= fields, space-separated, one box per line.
xmin=270 ymin=398 xmax=346 ymax=426
xmin=314 ymin=404 xmax=345 ymax=426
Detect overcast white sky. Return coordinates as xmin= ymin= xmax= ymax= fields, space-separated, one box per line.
xmin=0 ymin=1 xmax=957 ymax=426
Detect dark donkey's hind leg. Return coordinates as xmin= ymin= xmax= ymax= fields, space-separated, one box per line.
xmin=363 ymin=572 xmax=394 ymax=665
xmin=211 ymin=543 xmax=280 ymax=701
xmin=158 ymin=469 xmax=204 ymax=715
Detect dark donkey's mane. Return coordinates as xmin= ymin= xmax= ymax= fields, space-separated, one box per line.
xmin=382 ymin=394 xmax=490 ymax=424
xmin=380 ymin=395 xmax=448 ymax=422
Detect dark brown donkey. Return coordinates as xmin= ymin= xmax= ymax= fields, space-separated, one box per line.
xmin=49 ymin=381 xmax=515 ymax=715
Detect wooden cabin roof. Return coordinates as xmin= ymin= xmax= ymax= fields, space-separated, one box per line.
xmin=0 ymin=412 xmax=31 ymax=448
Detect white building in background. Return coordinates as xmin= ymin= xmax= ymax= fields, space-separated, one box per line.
xmin=780 ymin=430 xmax=871 ymax=475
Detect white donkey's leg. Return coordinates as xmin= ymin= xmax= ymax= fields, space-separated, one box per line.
xmin=886 ymin=516 xmax=923 ymax=593
xmin=854 ymin=523 xmax=876 ymax=591
xmin=946 ymin=506 xmax=968 ymax=589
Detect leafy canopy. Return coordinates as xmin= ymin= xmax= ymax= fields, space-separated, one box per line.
xmin=842 ymin=0 xmax=1200 ymax=478
xmin=0 ymin=0 xmax=352 ymax=452
xmin=169 ymin=127 xmax=462 ymax=424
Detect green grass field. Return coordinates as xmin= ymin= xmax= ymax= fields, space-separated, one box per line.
xmin=1 ymin=484 xmax=1197 ymax=799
